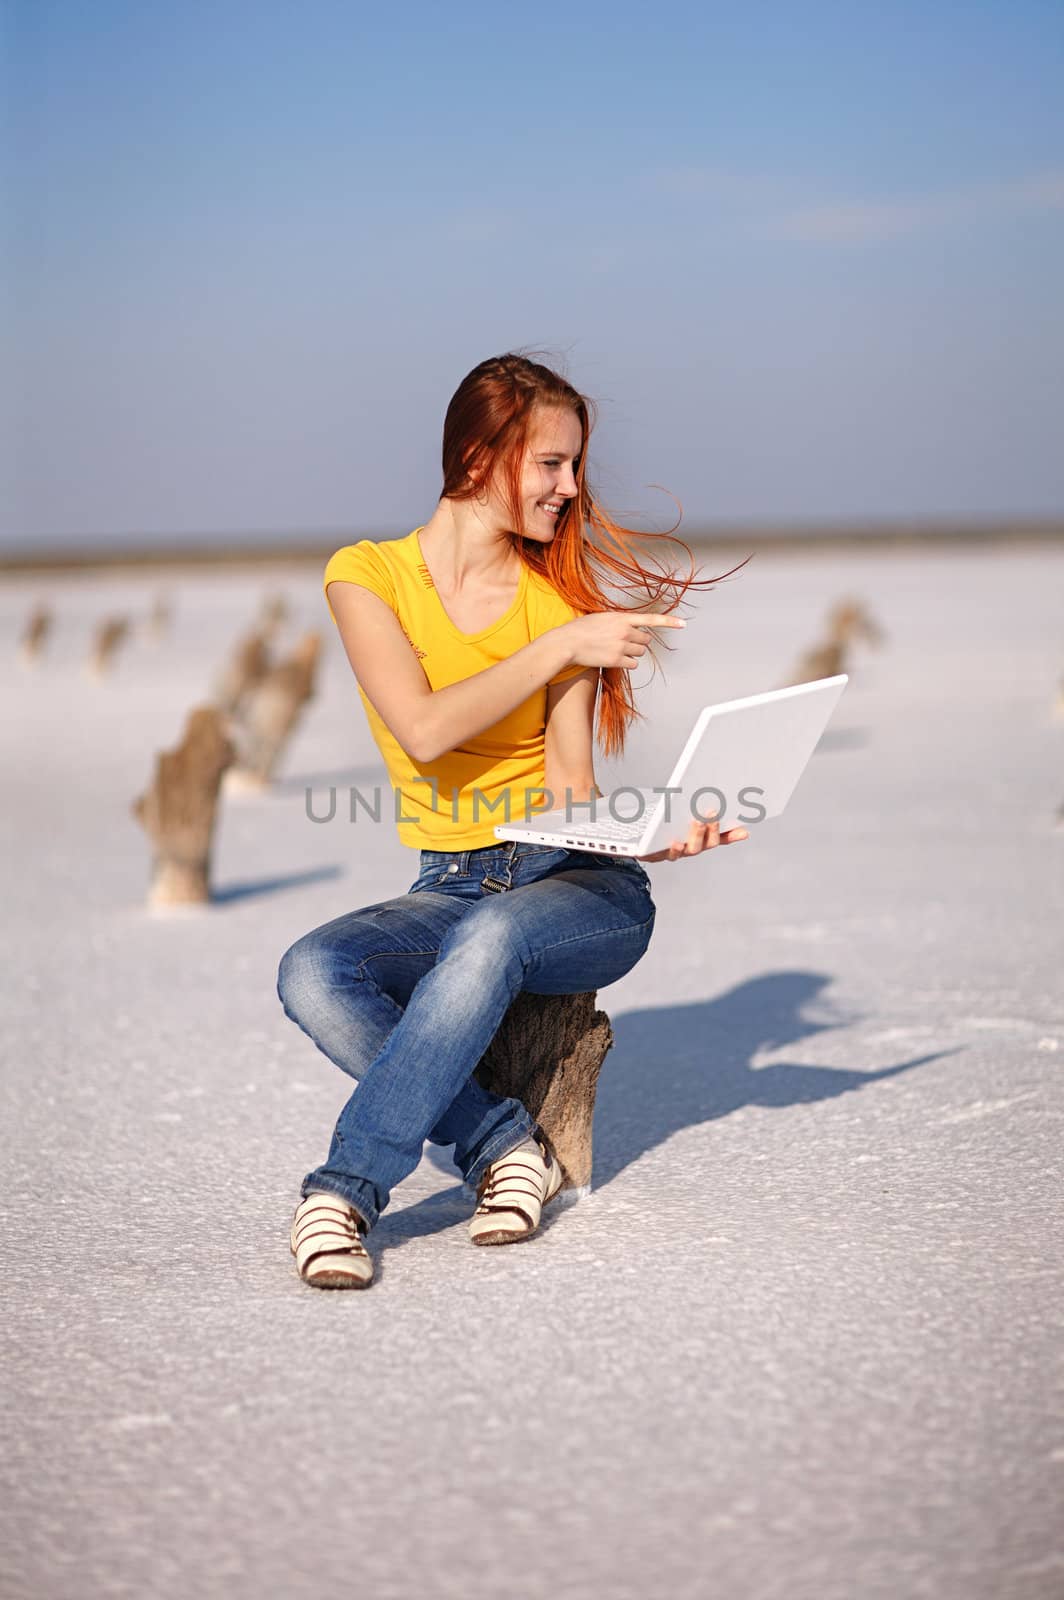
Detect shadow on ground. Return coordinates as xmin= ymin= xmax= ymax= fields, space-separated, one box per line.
xmin=384 ymin=969 xmax=955 ymax=1248
xmin=212 ymin=865 xmax=345 ymax=904
xmin=813 ymin=726 xmax=868 ymax=754
xmin=590 ymin=970 xmax=952 ymax=1186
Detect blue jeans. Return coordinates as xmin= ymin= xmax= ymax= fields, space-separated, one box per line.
xmin=276 ymin=840 xmax=656 ymax=1230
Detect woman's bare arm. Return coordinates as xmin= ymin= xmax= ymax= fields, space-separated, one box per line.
xmin=327 ymin=581 xmax=574 ymax=764
xmin=543 ymin=669 xmax=600 ymax=806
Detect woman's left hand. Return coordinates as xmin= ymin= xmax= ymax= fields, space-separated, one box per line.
xmin=636 ymin=817 xmax=748 ymax=863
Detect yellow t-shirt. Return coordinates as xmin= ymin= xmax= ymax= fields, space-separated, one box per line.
xmin=323 ymin=528 xmax=588 ymax=850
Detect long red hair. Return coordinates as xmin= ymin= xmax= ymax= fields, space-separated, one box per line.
xmin=441 ymin=350 xmax=751 ymax=759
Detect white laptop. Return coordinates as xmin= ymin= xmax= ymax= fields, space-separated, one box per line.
xmin=494 ymin=674 xmax=848 ymax=857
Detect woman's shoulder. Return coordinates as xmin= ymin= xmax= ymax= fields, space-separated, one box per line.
xmin=324 ymin=531 xmax=421 ymax=587
xmin=326 ymin=529 xmax=418 ymax=568
xmin=323 ymin=533 xmax=424 ymax=623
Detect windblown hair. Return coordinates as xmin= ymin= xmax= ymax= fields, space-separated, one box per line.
xmin=440 ymin=350 xmax=751 ymax=759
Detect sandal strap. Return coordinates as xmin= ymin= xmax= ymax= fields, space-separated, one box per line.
xmin=474 ymin=1143 xmax=557 ymax=1227
xmin=292 ymin=1196 xmax=369 ymax=1274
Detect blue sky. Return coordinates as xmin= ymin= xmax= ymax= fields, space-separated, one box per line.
xmin=6 ymin=0 xmax=1064 ymax=547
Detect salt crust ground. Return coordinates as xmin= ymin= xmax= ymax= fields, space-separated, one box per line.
xmin=1 ymin=547 xmax=1062 ymax=1600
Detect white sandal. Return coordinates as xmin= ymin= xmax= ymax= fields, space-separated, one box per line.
xmin=469 ymin=1133 xmax=564 ymax=1246
xmin=291 ymin=1192 xmax=373 ymax=1289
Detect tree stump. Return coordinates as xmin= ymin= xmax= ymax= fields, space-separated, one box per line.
xmin=474 ymin=990 xmax=614 ymax=1192
xmin=146 ymin=592 xmax=173 ymax=642
xmin=789 ymin=636 xmax=846 ymax=684
xmin=228 ymin=632 xmax=321 ymax=788
xmin=19 ymin=605 xmax=52 ymax=664
xmin=131 ymin=706 xmax=236 ymax=907
xmin=787 ymin=595 xmax=885 ymax=686
xmin=259 ymin=593 xmax=288 ymax=637
xmin=214 ymin=628 xmax=272 ymax=717
xmin=89 ymin=617 xmax=130 ymax=676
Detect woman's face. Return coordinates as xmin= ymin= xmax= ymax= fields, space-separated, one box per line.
xmin=484 ymin=405 xmax=583 ymax=542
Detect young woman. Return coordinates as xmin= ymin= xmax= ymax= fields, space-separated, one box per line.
xmin=277 ymin=352 xmax=749 ymax=1289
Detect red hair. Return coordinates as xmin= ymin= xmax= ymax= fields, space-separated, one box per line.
xmin=441 ymin=350 xmax=751 ymax=759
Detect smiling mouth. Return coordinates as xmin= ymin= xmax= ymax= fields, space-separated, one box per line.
xmin=539 ymin=501 xmax=565 ymax=517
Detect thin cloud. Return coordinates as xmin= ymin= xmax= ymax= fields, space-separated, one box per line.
xmin=650 ymin=165 xmax=1064 ymax=242
xmin=765 ymin=171 xmax=1064 ymax=242
xmin=770 ymin=199 xmax=936 ymax=242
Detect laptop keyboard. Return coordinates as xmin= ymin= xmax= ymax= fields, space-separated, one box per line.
xmin=577 ymin=814 xmax=647 ymax=841
xmin=519 ymin=793 xmax=663 ymax=848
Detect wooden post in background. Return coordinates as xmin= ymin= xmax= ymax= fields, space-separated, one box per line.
xmin=131 ymin=706 xmax=236 ymax=908
xmin=227 ymin=632 xmax=321 ymax=788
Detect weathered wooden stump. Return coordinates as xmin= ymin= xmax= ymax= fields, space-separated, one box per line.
xmin=787 ymin=596 xmax=884 ymax=686
xmin=228 ymin=632 xmax=321 ymax=788
xmin=474 ymin=990 xmax=614 ymax=1192
xmin=89 ymin=617 xmax=130 ymax=676
xmin=259 ymin=593 xmax=289 ymax=636
xmin=790 ymin=637 xmax=841 ymax=683
xmin=214 ymin=628 xmax=272 ymax=716
xmin=131 ymin=705 xmax=236 ymax=907
xmin=829 ymin=598 xmax=885 ymax=649
xmin=19 ymin=605 xmax=52 ymax=664
xmin=146 ymin=592 xmax=173 ymax=642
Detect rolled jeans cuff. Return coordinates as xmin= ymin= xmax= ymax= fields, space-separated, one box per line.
xmin=461 ymin=1109 xmax=539 ymax=1190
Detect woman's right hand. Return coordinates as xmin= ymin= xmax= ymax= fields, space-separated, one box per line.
xmin=558 ymin=611 xmax=687 ymax=671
